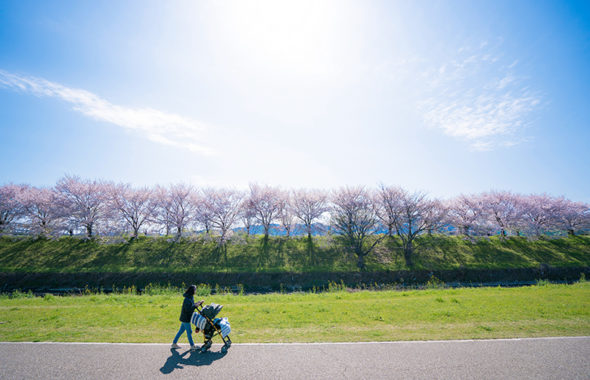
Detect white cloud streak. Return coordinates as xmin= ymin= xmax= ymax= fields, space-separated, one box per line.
xmin=418 ymin=44 xmax=541 ymax=151
xmin=0 ymin=70 xmax=215 ymax=155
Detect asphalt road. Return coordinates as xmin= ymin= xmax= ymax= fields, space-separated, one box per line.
xmin=1 ymin=337 xmax=588 ymax=379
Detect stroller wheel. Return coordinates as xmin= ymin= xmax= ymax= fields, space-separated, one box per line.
xmin=221 ymin=345 xmax=228 ymax=354
xmin=200 ymin=340 xmax=212 ymax=353
xmin=226 ymin=337 xmax=232 ymax=347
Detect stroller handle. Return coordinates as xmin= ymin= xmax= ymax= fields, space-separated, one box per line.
xmin=194 ymin=300 xmax=207 ymax=315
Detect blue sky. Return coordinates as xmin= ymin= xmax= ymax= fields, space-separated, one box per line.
xmin=1 ymin=0 xmax=589 ymax=201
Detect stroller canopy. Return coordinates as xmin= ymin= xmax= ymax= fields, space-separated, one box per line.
xmin=200 ymin=303 xmax=223 ymax=319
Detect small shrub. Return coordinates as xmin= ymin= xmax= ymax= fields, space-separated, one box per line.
xmin=580 ymin=273 xmax=586 ymax=283
xmin=43 ymin=294 xmax=55 ymax=301
xmin=195 ymin=284 xmax=212 ymax=297
xmin=426 ymin=275 xmax=445 ymax=289
xmin=122 ymin=285 xmax=137 ymax=295
xmin=327 ymin=280 xmax=346 ymax=293
xmin=536 ymin=279 xmax=550 ymax=286
xmin=10 ymin=290 xmax=34 ymax=299
xmin=143 ymin=283 xmax=180 ymax=296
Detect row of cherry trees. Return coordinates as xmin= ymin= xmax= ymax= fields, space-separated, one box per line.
xmin=1 ymin=176 xmax=589 ymax=267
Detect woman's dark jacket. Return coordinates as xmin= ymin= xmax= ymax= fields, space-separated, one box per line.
xmin=179 ymin=292 xmax=196 ymax=323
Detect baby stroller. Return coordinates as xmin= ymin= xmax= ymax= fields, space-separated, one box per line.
xmin=191 ymin=302 xmax=232 ymax=354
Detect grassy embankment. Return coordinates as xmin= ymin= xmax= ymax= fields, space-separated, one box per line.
xmin=0 ymin=282 xmax=588 ymax=343
xmin=1 ymin=235 xmax=589 ymax=273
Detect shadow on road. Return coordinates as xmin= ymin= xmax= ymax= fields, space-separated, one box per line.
xmin=160 ymin=348 xmax=227 ymax=374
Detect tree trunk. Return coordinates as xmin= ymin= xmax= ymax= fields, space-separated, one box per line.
xmin=356 ymin=250 xmax=366 ymax=270
xmin=86 ymin=224 xmax=93 ymax=238
xmin=462 ymin=225 xmax=470 ymax=236
xmin=306 ymin=235 xmax=314 ymax=265
xmin=568 ymin=229 xmax=575 ymax=236
xmin=403 ymin=240 xmax=413 ymax=267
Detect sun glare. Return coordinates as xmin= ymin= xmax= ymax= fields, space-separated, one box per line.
xmin=209 ymin=0 xmax=360 ymax=76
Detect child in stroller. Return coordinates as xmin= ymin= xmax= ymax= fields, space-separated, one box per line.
xmin=191 ymin=302 xmax=232 ymax=353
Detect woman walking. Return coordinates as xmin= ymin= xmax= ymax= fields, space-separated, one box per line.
xmin=171 ymin=285 xmax=203 ymax=350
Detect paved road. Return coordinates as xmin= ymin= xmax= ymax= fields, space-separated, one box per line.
xmin=1 ymin=337 xmax=588 ymax=379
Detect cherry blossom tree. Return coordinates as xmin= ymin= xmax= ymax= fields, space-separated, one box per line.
xmin=108 ymin=183 xmax=156 ymax=239
xmin=331 ymin=186 xmax=383 ymax=270
xmin=446 ymin=194 xmax=485 ymax=236
xmin=555 ymin=198 xmax=590 ymax=236
xmin=292 ymin=189 xmax=329 ymax=239
xmin=192 ymin=192 xmax=214 ymax=235
xmin=152 ymin=185 xmax=174 ymax=236
xmin=17 ymin=186 xmax=62 ymax=237
xmin=247 ymin=184 xmax=284 ymax=240
xmin=5 ymin=175 xmax=590 ymax=243
xmin=518 ymin=194 xmax=559 ymax=236
xmin=391 ymin=189 xmax=439 ymax=267
xmin=55 ymin=175 xmax=110 ymax=238
xmin=167 ymin=184 xmax=196 ymax=237
xmin=424 ymin=199 xmax=448 ymax=235
xmin=480 ymin=191 xmax=519 ymax=237
xmin=0 ymin=184 xmax=25 ymax=234
xmin=375 ymin=185 xmax=404 ymax=237
xmin=201 ymin=188 xmax=244 ymax=245
xmin=150 ymin=184 xmax=196 ymax=237
xmin=278 ymin=193 xmax=297 ymax=238
xmin=239 ymin=200 xmax=257 ymax=237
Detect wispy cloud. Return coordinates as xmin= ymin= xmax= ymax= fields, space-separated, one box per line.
xmin=418 ymin=43 xmax=541 ymax=151
xmin=0 ymin=69 xmax=215 ymax=155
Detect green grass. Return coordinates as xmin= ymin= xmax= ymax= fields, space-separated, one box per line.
xmin=1 ymin=282 xmax=588 ymax=343
xmin=0 ymin=234 xmax=588 ymax=273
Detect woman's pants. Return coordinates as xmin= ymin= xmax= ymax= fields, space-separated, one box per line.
xmin=173 ymin=322 xmax=194 ymax=346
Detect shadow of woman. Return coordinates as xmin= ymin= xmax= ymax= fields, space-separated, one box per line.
xmin=160 ymin=348 xmax=227 ymax=374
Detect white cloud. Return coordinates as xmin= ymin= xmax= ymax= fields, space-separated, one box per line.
xmin=418 ymin=46 xmax=541 ymax=151
xmin=0 ymin=69 xmax=215 ymax=155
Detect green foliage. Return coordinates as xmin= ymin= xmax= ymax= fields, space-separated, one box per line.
xmin=143 ymin=283 xmax=180 ymax=296
xmin=425 ymin=275 xmax=445 ymax=289
xmin=9 ymin=290 xmax=34 ymax=299
xmin=0 ymin=283 xmax=588 ymax=343
xmin=0 ymin=235 xmax=588 ymax=273
xmin=327 ymin=280 xmax=347 ymax=293
xmin=43 ymin=293 xmax=55 ymax=301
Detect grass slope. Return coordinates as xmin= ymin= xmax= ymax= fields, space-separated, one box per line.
xmin=0 ymin=282 xmax=588 ymax=343
xmin=0 ymin=235 xmax=589 ymax=273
